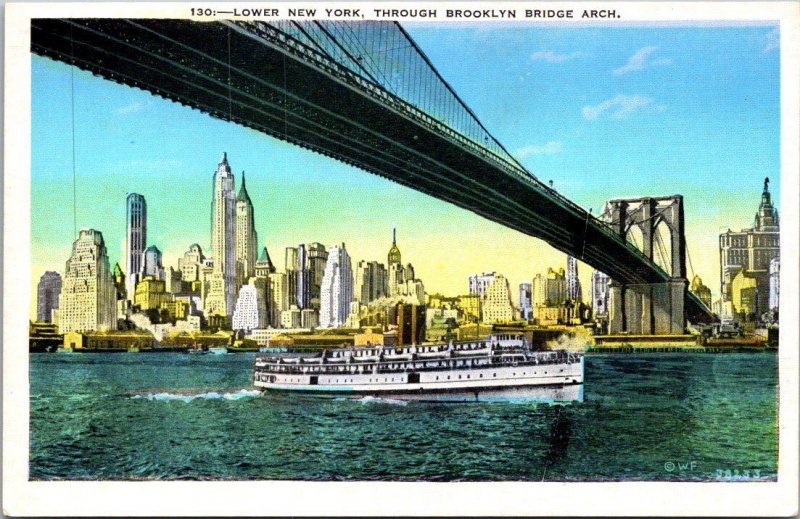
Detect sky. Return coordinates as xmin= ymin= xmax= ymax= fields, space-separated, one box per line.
xmin=30 ymin=23 xmax=780 ymax=319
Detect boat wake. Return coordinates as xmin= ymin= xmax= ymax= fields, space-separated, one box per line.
xmin=355 ymin=395 xmax=409 ymax=406
xmin=129 ymin=389 xmax=261 ymax=402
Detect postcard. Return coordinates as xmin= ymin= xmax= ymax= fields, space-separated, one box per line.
xmin=4 ymin=1 xmax=799 ymax=516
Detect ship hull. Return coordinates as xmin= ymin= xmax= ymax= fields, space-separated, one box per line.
xmin=254 ymin=357 xmax=584 ymax=403
xmin=257 ymin=380 xmax=583 ymax=403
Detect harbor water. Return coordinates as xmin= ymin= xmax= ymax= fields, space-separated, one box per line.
xmin=30 ymin=351 xmax=778 ymax=481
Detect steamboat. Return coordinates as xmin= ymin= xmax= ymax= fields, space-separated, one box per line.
xmin=253 ymin=334 xmax=584 ymax=402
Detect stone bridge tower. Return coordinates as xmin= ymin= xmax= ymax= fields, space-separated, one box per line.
xmin=605 ymin=196 xmax=687 ymax=335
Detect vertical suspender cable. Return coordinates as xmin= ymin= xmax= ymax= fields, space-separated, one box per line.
xmin=70 ymin=24 xmax=77 ymax=239
xmin=227 ymin=25 xmax=233 ymax=122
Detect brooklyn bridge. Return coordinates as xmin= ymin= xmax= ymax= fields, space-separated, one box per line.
xmin=30 ymin=18 xmax=716 ymax=333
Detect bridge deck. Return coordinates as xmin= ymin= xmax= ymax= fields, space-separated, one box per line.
xmin=30 ymin=18 xmax=714 ymax=323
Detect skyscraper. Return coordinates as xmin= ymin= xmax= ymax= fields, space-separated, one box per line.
xmin=719 ymin=178 xmax=779 ymax=317
xmin=210 ymin=152 xmax=237 ymax=315
xmin=232 ymin=284 xmax=267 ymax=332
xmin=532 ymin=268 xmax=567 ymax=306
xmin=307 ymin=242 xmax=328 ymax=310
xmin=566 ymin=255 xmax=582 ymax=302
xmin=139 ymin=245 xmax=165 ymax=280
xmin=59 ymin=229 xmax=116 ymax=333
xmin=36 ymin=271 xmax=62 ymax=323
xmin=235 ymin=172 xmax=258 ymax=289
xmin=468 ymin=272 xmax=496 ymax=297
xmin=296 ymin=244 xmax=309 ymax=309
xmin=354 ymin=260 xmax=388 ymax=304
xmin=590 ymin=270 xmax=611 ymax=316
xmin=125 ymin=193 xmax=146 ymax=299
xmin=255 ymin=246 xmax=276 ymax=277
xmin=319 ymin=244 xmax=353 ymax=328
xmin=482 ymin=274 xmax=514 ymax=324
xmin=388 ymin=227 xmax=401 ymax=266
xmin=519 ymin=282 xmax=532 ymax=321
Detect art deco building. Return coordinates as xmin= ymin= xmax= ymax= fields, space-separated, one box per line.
xmin=232 ymin=283 xmax=267 ymax=332
xmin=566 ymin=255 xmax=583 ymax=302
xmin=210 ymin=152 xmax=237 ymax=315
xmin=124 ymin=193 xmax=146 ymax=299
xmin=354 ymin=260 xmax=388 ymax=304
xmin=59 ymin=229 xmax=116 ymax=333
xmin=36 ymin=271 xmax=62 ymax=323
xmin=482 ymin=274 xmax=514 ymax=324
xmin=719 ymin=178 xmax=779 ymax=317
xmin=203 ymin=271 xmax=229 ymax=318
xmin=319 ymin=244 xmax=353 ymax=328
xmin=235 ymin=172 xmax=258 ymax=290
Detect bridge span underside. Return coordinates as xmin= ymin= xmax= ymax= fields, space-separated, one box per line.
xmin=31 ymin=18 xmax=714 ymax=324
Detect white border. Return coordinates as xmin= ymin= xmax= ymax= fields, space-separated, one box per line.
xmin=4 ymin=2 xmax=799 ymax=516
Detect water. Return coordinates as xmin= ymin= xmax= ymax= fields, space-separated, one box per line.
xmin=30 ymin=352 xmax=778 ymax=481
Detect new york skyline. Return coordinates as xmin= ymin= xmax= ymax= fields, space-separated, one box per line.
xmin=30 ymin=23 xmax=780 ymax=319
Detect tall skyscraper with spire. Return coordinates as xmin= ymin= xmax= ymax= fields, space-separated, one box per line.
xmin=125 ymin=193 xmax=146 ymax=300
xmin=209 ymin=152 xmax=237 ymax=316
xmin=235 ymin=171 xmax=258 ymax=289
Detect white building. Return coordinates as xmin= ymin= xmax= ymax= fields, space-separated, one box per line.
xmin=232 ymin=283 xmax=267 ymax=331
xmin=140 ymin=245 xmax=165 ymax=281
xmin=235 ymin=172 xmax=258 ymax=289
xmin=319 ymin=244 xmax=353 ymax=328
xmin=281 ymin=305 xmax=302 ymax=329
xmin=59 ymin=229 xmax=117 ymax=333
xmin=590 ymin=270 xmax=611 ymax=316
xmin=210 ymin=152 xmax=237 ymax=315
xmin=468 ymin=272 xmax=496 ymax=297
xmin=519 ymin=282 xmax=532 ymax=321
xmin=769 ymin=256 xmax=780 ymax=311
xmin=482 ymin=274 xmax=514 ymax=324
xmin=566 ymin=255 xmax=583 ymax=302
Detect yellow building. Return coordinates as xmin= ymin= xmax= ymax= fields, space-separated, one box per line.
xmin=482 ymin=274 xmax=514 ymax=324
xmin=731 ymin=270 xmax=759 ymax=318
xmin=456 ymin=294 xmax=481 ymax=323
xmin=161 ymin=298 xmax=191 ymax=320
xmin=134 ymin=276 xmax=172 ymax=311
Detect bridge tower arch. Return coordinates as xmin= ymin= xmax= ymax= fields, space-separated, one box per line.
xmin=606 ymin=196 xmax=687 ymax=335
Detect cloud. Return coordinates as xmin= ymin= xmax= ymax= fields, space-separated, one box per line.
xmin=613 ymin=46 xmax=671 ymax=75
xmin=582 ymin=95 xmax=654 ymax=120
xmin=115 ymin=101 xmax=146 ymax=115
xmin=531 ymin=50 xmax=587 ymax=63
xmin=515 ymin=141 xmax=563 ymax=157
xmin=764 ymin=27 xmax=779 ymax=52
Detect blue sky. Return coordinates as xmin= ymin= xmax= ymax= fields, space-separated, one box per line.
xmin=30 ymin=23 xmax=780 ymax=318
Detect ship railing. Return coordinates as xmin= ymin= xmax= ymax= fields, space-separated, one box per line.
xmin=254 ymin=351 xmax=581 ymax=375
